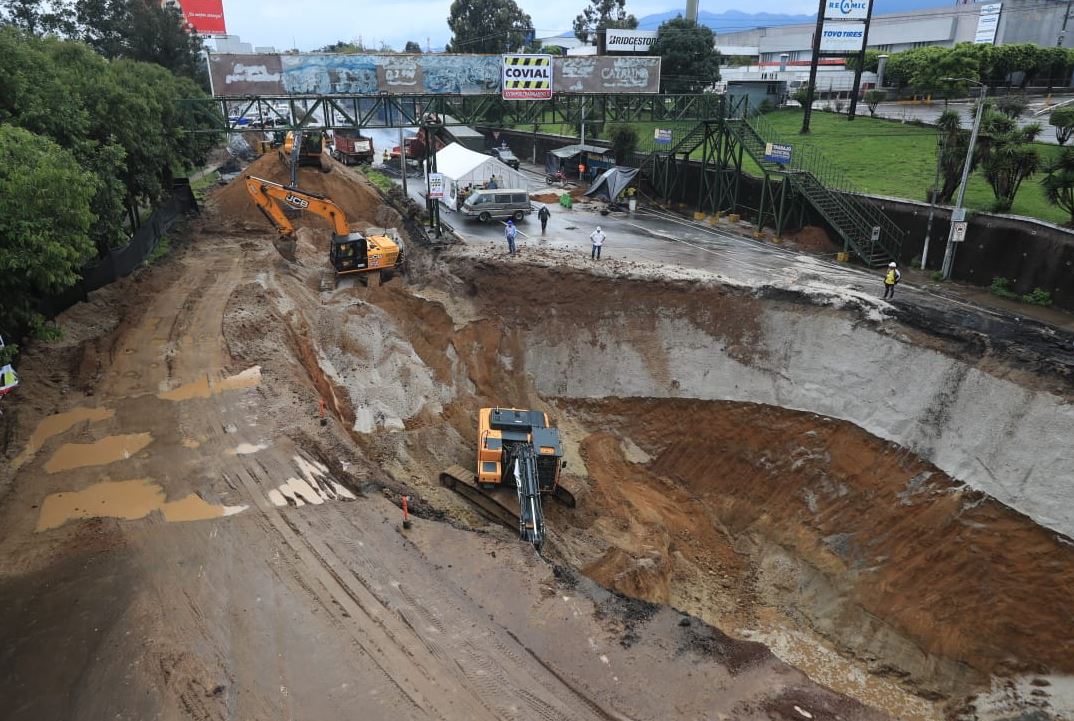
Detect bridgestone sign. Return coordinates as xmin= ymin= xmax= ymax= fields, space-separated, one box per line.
xmin=605 ymin=30 xmax=658 ymax=53
xmin=502 ymin=54 xmax=552 ymax=100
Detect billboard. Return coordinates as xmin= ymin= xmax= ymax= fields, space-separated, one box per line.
xmin=171 ymin=0 xmax=226 ymax=35
xmin=554 ymin=56 xmax=660 ymax=93
xmin=207 ymin=54 xmax=661 ymax=96
xmin=502 ymin=54 xmax=553 ymax=100
xmin=606 ymin=29 xmax=658 ymax=52
xmin=823 ymin=0 xmax=869 ymax=21
xmin=974 ymin=3 xmax=1001 ymax=45
xmin=818 ymin=22 xmax=866 ymax=52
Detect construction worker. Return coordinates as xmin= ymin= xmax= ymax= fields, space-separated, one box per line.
xmin=538 ymin=204 xmax=550 ymax=234
xmin=883 ymin=261 xmax=901 ymax=299
xmin=590 ymin=226 xmax=605 ymax=260
xmin=505 ymin=219 xmax=517 ymax=256
xmin=487 ymin=174 xmax=498 ymax=189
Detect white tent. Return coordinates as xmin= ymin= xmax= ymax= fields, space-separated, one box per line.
xmin=434 ymin=142 xmax=531 ymax=210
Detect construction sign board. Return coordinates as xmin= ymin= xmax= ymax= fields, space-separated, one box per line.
xmin=502 ymin=55 xmax=553 ymax=100
xmin=428 ymin=173 xmax=445 ymax=199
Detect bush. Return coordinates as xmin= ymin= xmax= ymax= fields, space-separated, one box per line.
xmin=931 ymin=271 xmax=945 ymax=281
xmin=1049 ymin=106 xmax=1074 ymax=145
xmin=864 ymin=89 xmax=886 ymax=117
xmin=757 ymin=99 xmax=775 ymax=114
xmin=990 ymin=276 xmax=1019 ymax=298
xmin=792 ymin=86 xmax=811 ymax=108
xmin=1021 ymin=288 xmax=1053 ymax=306
xmin=996 ymin=95 xmax=1028 ymax=119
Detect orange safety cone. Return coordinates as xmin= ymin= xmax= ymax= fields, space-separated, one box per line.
xmin=402 ymin=495 xmax=412 ymax=529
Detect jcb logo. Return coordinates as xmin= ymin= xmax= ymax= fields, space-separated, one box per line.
xmin=285 ymin=194 xmax=309 ymax=209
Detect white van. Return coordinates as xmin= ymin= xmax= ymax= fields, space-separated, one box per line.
xmin=460 ymin=189 xmax=533 ymax=222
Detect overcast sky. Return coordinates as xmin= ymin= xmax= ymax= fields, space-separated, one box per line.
xmin=218 ymin=0 xmax=819 ymax=52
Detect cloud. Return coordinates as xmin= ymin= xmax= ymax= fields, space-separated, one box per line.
xmin=220 ymin=0 xmax=822 ymax=51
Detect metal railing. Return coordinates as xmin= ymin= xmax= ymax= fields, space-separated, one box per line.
xmin=727 ymin=103 xmax=904 ymax=261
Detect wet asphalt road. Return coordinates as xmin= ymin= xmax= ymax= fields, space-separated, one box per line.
xmin=371 ymin=150 xmax=1074 ymax=382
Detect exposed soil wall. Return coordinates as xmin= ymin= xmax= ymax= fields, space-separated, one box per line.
xmin=442 ymin=262 xmax=1074 ymax=542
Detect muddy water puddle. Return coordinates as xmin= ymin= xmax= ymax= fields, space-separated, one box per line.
xmin=157 ymin=366 xmax=261 ymax=401
xmin=43 ymin=432 xmax=153 ymax=474
xmin=12 ymin=406 xmax=115 ymax=471
xmin=36 ymin=479 xmax=247 ymax=531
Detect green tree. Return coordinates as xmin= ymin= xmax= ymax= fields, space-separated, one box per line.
xmin=792 ymin=85 xmax=811 ymax=108
xmin=572 ymin=0 xmax=637 ymax=44
xmin=995 ymin=94 xmax=1027 ymax=119
xmin=864 ymin=89 xmax=886 ymax=117
xmin=1041 ymin=147 xmax=1074 ymax=225
xmin=445 ymin=0 xmax=533 ymax=54
xmin=0 ymin=124 xmax=97 ymax=332
xmin=74 ymin=0 xmax=207 ymax=84
xmin=933 ymin=110 xmax=977 ymax=204
xmin=404 ymin=40 xmax=422 ymax=53
xmin=649 ymin=16 xmax=719 ymax=93
xmin=1049 ymin=106 xmax=1074 ymax=145
xmin=978 ymin=112 xmax=1042 ymax=211
xmin=541 ymin=44 xmax=565 ymax=55
xmin=844 ymin=49 xmax=880 ymax=74
xmin=0 ymin=0 xmax=75 ymax=34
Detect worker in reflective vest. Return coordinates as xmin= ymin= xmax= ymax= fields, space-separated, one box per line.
xmin=883 ymin=262 xmax=901 ymax=300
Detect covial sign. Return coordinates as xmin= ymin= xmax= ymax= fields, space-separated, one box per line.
xmin=823 ymin=0 xmax=869 ymax=20
xmin=502 ymin=54 xmax=553 ymax=100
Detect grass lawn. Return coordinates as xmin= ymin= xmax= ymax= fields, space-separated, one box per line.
xmin=525 ymin=110 xmax=1070 ymax=225
xmin=750 ymin=109 xmax=1068 ymax=226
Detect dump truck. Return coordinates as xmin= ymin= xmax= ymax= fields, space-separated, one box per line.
xmin=331 ymin=131 xmax=375 ymax=165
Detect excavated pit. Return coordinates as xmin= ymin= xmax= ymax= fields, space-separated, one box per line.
xmin=227 ymin=165 xmax=1074 ymax=720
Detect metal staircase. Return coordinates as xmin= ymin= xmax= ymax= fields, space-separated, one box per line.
xmin=725 ymin=112 xmax=904 ymax=267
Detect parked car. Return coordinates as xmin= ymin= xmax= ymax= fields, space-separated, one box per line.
xmin=460 ymin=189 xmax=533 ymax=222
xmin=490 ymin=146 xmax=520 ymax=170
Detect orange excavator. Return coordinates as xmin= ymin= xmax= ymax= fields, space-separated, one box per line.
xmin=244 ymin=175 xmax=403 ymax=287
xmin=440 ymin=408 xmax=577 ymax=551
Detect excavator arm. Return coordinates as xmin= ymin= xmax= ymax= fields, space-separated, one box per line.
xmin=243 ymin=175 xmax=351 ymax=238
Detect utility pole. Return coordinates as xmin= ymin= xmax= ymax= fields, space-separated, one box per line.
xmin=1059 ymin=0 xmax=1072 ymax=46
xmin=801 ymin=0 xmax=827 ymax=134
xmin=941 ymin=82 xmax=987 ymax=280
xmin=685 ymin=0 xmax=699 ymax=23
xmin=399 ymin=127 xmax=407 ymax=197
xmin=921 ymin=131 xmax=947 ymax=270
xmin=847 ymin=0 xmax=876 ymax=121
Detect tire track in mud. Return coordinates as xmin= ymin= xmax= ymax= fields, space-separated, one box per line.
xmin=302 ymin=508 xmax=612 ymax=721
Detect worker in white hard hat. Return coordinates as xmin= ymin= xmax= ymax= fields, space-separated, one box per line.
xmin=883 ymin=261 xmax=901 ymax=300
xmin=590 ymin=225 xmax=605 ymax=260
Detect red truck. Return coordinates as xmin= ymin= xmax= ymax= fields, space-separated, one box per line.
xmin=331 ymin=130 xmax=375 ymax=165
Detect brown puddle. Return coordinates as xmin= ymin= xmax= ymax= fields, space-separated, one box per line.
xmin=158 ymin=366 xmax=261 ymax=402
xmin=43 ymin=433 xmax=153 ymax=474
xmin=12 ymin=406 xmax=115 ymax=471
xmin=35 ymin=479 xmax=247 ymax=531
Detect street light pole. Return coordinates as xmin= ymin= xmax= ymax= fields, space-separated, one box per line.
xmin=941 ymin=82 xmax=987 ymax=280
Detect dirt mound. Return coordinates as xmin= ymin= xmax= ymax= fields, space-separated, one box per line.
xmin=569 ymin=398 xmax=1074 ymax=692
xmin=210 ymin=153 xmax=398 ymax=231
xmin=785 ymin=225 xmax=839 ymax=254
xmin=530 ymin=192 xmax=560 ymax=204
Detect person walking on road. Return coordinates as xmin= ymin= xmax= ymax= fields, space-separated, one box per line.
xmin=883 ymin=261 xmax=901 ymax=299
xmin=505 ymin=219 xmax=518 ymax=256
xmin=590 ymin=226 xmax=605 ymax=260
xmin=538 ymin=205 xmax=550 ymax=234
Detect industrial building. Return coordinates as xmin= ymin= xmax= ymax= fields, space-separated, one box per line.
xmin=716 ymin=0 xmax=1074 ymax=79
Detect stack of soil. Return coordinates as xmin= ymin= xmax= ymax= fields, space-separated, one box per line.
xmin=211 ymin=153 xmax=389 ymax=231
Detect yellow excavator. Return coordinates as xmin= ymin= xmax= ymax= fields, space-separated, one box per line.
xmin=244 ymin=175 xmax=403 ymax=287
xmin=440 ymin=408 xmax=576 ymax=551
xmin=280 ymin=131 xmax=329 ymax=174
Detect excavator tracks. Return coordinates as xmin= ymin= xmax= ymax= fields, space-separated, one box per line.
xmin=439 ymin=465 xmax=520 ymax=531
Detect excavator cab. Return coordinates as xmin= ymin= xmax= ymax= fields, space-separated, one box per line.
xmin=441 ymin=407 xmax=575 ymax=552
